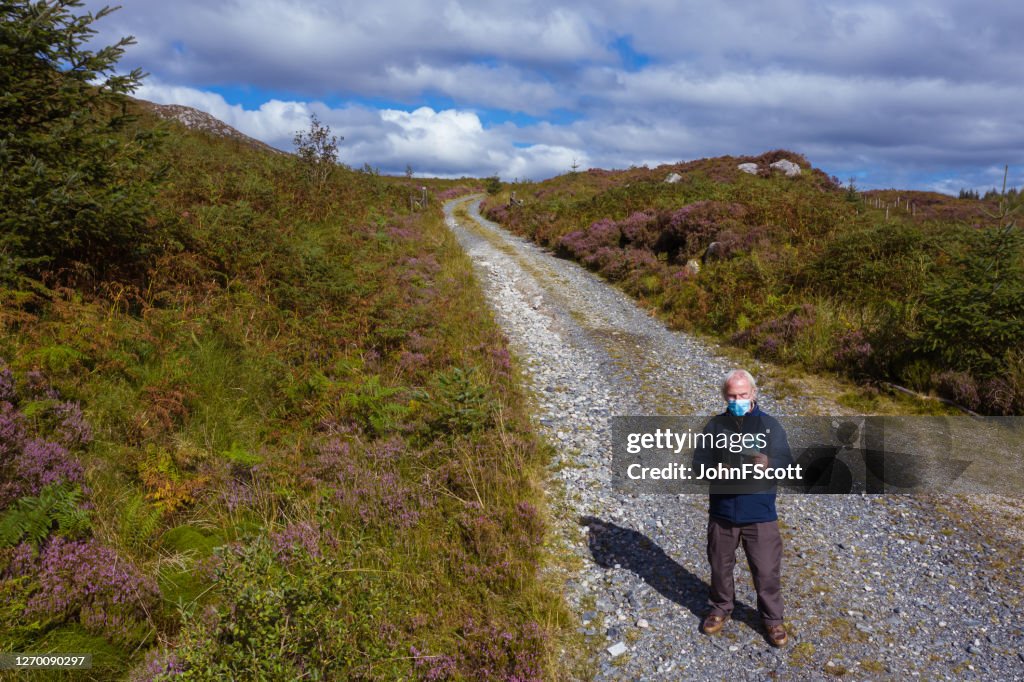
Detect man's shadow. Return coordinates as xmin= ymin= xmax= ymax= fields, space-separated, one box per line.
xmin=579 ymin=516 xmax=763 ymax=635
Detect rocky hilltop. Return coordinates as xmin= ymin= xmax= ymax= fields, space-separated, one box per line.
xmin=136 ymin=99 xmax=287 ymax=156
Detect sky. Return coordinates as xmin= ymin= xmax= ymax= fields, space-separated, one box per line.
xmin=81 ymin=0 xmax=1024 ymax=192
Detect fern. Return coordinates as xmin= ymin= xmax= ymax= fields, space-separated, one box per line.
xmin=52 ymin=486 xmax=91 ymax=537
xmin=0 ymin=484 xmax=91 ymax=548
xmin=0 ymin=497 xmax=51 ymax=547
xmin=118 ymin=492 xmax=162 ymax=552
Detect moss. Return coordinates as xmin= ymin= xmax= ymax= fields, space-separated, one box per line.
xmin=859 ymin=658 xmax=887 ymax=673
xmin=819 ymin=617 xmax=869 ymax=643
xmin=157 ymin=526 xmax=224 ymax=606
xmin=609 ymin=653 xmax=631 ymax=667
xmin=160 ymin=525 xmax=222 ymax=558
xmin=0 ymin=574 xmax=45 ymax=651
xmin=789 ymin=641 xmax=815 ymax=665
xmin=158 ymin=565 xmax=211 ymax=608
xmin=823 ymin=661 xmax=849 ymax=676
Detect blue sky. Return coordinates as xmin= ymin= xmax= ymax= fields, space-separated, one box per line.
xmin=82 ymin=0 xmax=1024 ymax=192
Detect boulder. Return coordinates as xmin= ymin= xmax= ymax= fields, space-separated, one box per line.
xmin=769 ymin=159 xmax=801 ymax=177
xmin=737 ymin=163 xmax=759 ymax=175
xmin=702 ymin=241 xmax=724 ymax=262
xmin=664 ymin=172 xmax=682 ymax=184
xmin=683 ymin=259 xmax=701 ymax=277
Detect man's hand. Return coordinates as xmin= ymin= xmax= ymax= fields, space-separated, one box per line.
xmin=752 ymin=453 xmax=768 ymax=470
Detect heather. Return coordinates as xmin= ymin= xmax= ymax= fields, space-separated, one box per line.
xmin=1 ymin=361 xmax=155 ymax=652
xmin=1 ymin=5 xmax=571 ymax=676
xmin=483 ymin=153 xmax=1024 ymax=414
xmin=0 ymin=134 xmax=570 ymax=677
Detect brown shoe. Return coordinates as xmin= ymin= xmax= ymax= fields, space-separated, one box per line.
xmin=765 ymin=622 xmax=788 ymax=647
xmin=701 ymin=613 xmax=729 ymax=635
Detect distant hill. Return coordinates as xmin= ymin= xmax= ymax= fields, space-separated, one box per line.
xmin=135 ymin=99 xmax=288 ymax=156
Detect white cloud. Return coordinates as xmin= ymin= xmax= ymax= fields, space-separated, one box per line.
xmin=348 ymin=107 xmax=585 ymax=180
xmin=89 ymin=0 xmax=1024 ymax=190
xmin=137 ymin=82 xmax=585 ymax=180
xmin=136 ymin=82 xmax=312 ymax=145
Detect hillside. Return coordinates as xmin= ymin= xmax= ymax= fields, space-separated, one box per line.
xmin=482 ymin=151 xmax=1024 ymax=415
xmin=1 ymin=97 xmax=573 ymax=678
xmin=138 ymin=99 xmax=288 ymax=156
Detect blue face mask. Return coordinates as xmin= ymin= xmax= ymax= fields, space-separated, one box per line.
xmin=727 ymin=399 xmax=751 ymax=416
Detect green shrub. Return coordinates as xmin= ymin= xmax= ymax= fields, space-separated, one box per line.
xmin=484 ymin=176 xmax=503 ymax=195
xmin=165 ymin=538 xmax=409 ymax=680
xmin=426 ymin=366 xmax=494 ymax=436
xmin=0 ymin=0 xmax=167 ymax=281
xmin=919 ymin=224 xmax=1024 ymax=377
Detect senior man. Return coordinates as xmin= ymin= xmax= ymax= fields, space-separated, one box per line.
xmin=692 ymin=369 xmax=792 ymax=647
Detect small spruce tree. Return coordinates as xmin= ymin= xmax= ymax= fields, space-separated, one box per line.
xmin=0 ymin=0 xmax=163 ymax=283
xmin=920 ymin=168 xmax=1024 ymax=378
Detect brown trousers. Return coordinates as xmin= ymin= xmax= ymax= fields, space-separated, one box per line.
xmin=706 ymin=516 xmax=784 ymax=625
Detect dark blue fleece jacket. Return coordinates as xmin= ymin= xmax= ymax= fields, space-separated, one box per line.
xmin=691 ymin=403 xmax=793 ymax=524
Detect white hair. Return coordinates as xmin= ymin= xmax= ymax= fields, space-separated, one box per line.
xmin=721 ymin=369 xmax=757 ymax=399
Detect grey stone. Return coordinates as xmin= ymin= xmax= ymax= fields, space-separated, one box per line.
xmin=769 ymin=159 xmax=801 ymax=177
xmin=665 ymin=172 xmax=683 ymax=184
xmin=607 ymin=642 xmax=628 ymax=657
xmin=737 ymin=162 xmax=758 ymax=175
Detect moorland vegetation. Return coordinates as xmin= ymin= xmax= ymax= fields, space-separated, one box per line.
xmin=483 ymin=154 xmax=1024 ymax=415
xmin=1 ymin=1 xmax=570 ymax=678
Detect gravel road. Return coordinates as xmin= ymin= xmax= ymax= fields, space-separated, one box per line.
xmin=444 ymin=197 xmax=1024 ymax=681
